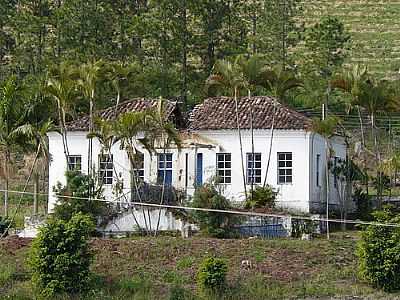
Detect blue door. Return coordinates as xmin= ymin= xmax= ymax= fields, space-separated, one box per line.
xmin=196 ymin=153 xmax=203 ymax=186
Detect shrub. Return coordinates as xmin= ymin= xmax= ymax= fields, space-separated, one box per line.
xmin=190 ymin=182 xmax=239 ymax=238
xmin=356 ymin=206 xmax=400 ymax=292
xmin=53 ymin=171 xmax=109 ymax=222
xmin=353 ymin=188 xmax=372 ymax=221
xmin=245 ymin=185 xmax=278 ymax=209
xmin=29 ymin=213 xmax=95 ymax=297
xmin=0 ymin=216 xmax=13 ymax=236
xmin=197 ymin=257 xmax=228 ymax=293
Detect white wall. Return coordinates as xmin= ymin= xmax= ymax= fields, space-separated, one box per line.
xmin=193 ymin=130 xmax=312 ymax=212
xmin=48 ymin=129 xmax=346 ymax=214
xmin=309 ymin=133 xmax=347 ymax=213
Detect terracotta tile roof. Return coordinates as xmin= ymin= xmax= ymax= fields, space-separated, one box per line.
xmin=67 ymin=98 xmax=178 ymax=131
xmin=188 ymin=96 xmax=312 ymax=131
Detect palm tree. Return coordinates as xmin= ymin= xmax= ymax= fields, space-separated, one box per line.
xmin=45 ymin=62 xmax=78 ymax=163
xmin=356 ymin=79 xmax=395 ymax=207
xmin=331 ymin=64 xmax=368 ymax=147
xmin=106 ymin=62 xmax=138 ymax=117
xmin=15 ymin=120 xmax=54 ymax=215
xmin=312 ymin=116 xmax=340 ymax=240
xmin=113 ymin=111 xmax=154 ymax=232
xmin=206 ymin=58 xmax=249 ymax=199
xmin=77 ymin=60 xmax=105 ymax=183
xmin=257 ymin=65 xmax=302 ymax=186
xmin=145 ymin=99 xmax=182 ymax=235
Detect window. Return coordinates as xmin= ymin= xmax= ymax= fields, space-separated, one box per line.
xmin=277 ymin=152 xmax=292 ymax=184
xmin=157 ymin=153 xmax=173 ymax=185
xmin=132 ymin=152 xmax=144 ymax=181
xmin=99 ymin=154 xmax=113 ymax=185
xmin=316 ymin=154 xmax=321 ymax=187
xmin=67 ymin=155 xmax=82 ymax=172
xmin=216 ymin=153 xmax=231 ymax=184
xmin=247 ymin=153 xmax=262 ymax=184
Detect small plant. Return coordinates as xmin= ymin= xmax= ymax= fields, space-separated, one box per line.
xmin=0 ymin=216 xmax=13 ymax=235
xmin=197 ymin=256 xmax=228 ymax=294
xmin=353 ymin=188 xmax=372 ymax=221
xmin=190 ymin=181 xmax=239 ymax=238
xmin=356 ymin=206 xmax=400 ymax=292
xmin=245 ymin=185 xmax=278 ymax=209
xmin=29 ymin=213 xmax=95 ymax=297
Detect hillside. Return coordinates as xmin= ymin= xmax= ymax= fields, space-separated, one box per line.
xmin=303 ymin=0 xmax=400 ymax=78
xmin=1 ymin=234 xmax=399 ymax=299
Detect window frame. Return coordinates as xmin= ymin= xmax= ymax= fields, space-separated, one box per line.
xmin=157 ymin=153 xmax=173 ymax=185
xmin=132 ymin=152 xmax=145 ymax=181
xmin=246 ymin=152 xmax=262 ymax=184
xmin=99 ymin=154 xmax=114 ymax=185
xmin=277 ymin=152 xmax=293 ymax=185
xmin=67 ymin=155 xmax=82 ymax=172
xmin=216 ymin=153 xmax=232 ymax=184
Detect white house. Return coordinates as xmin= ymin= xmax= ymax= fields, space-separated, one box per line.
xmin=47 ymin=97 xmax=346 ymax=216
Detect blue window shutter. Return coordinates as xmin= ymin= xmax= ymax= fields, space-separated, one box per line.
xmin=196 ymin=153 xmax=203 ymax=186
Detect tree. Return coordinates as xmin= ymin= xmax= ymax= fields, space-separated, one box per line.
xmin=0 ymin=76 xmax=28 ymax=217
xmin=257 ymin=65 xmax=302 ymax=186
xmin=332 ymin=64 xmax=369 ymax=146
xmin=145 ymin=98 xmax=181 ymax=235
xmin=16 ymin=120 xmax=54 ymax=215
xmin=312 ymin=116 xmax=340 ymax=239
xmin=303 ymin=16 xmax=351 ymax=116
xmin=45 ymin=62 xmax=79 ymax=163
xmin=77 ymin=60 xmax=105 ymax=180
xmin=113 ymin=111 xmax=151 ymax=232
xmin=206 ymin=58 xmax=249 ymax=199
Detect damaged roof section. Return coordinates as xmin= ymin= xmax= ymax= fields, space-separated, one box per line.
xmin=67 ymin=98 xmax=185 ymax=131
xmin=188 ymin=96 xmax=312 ymax=131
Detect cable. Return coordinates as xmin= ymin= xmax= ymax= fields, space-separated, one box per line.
xmin=2 ymin=188 xmax=400 ymax=229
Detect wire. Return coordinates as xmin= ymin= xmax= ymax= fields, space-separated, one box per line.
xmin=2 ymin=189 xmax=400 ymax=229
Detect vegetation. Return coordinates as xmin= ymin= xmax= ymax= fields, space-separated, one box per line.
xmin=190 ymin=181 xmax=239 ymax=238
xmin=29 ymin=213 xmax=95 ymax=297
xmin=2 ymin=233 xmax=400 ymax=299
xmin=52 ymin=171 xmax=108 ymax=222
xmin=197 ymin=256 xmax=228 ymax=294
xmin=357 ymin=207 xmax=400 ymax=292
xmin=245 ymin=185 xmax=277 ymax=210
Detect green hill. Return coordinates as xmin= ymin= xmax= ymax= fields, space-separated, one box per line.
xmin=302 ymin=0 xmax=400 ymax=78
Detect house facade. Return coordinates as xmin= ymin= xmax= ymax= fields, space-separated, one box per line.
xmin=47 ymin=97 xmax=346 ymax=214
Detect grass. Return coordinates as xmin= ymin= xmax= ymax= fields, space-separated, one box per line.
xmin=0 ymin=232 xmax=399 ymax=299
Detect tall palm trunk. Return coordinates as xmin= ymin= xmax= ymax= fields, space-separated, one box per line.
xmin=155 ymin=146 xmax=168 ymax=235
xmin=128 ymin=149 xmax=149 ymax=233
xmin=33 ymin=171 xmax=39 ymax=215
xmin=357 ymin=105 xmax=365 ymax=147
xmin=234 ymin=88 xmax=247 ymax=199
xmin=57 ymin=103 xmax=69 ymax=163
xmin=264 ymin=103 xmax=276 ymax=187
xmin=3 ymin=149 xmax=9 ymax=217
xmin=325 ymin=139 xmax=330 ymax=240
xmin=371 ymin=113 xmax=382 ymax=208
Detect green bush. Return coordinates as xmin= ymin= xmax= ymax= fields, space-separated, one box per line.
xmin=0 ymin=216 xmax=13 ymax=235
xmin=190 ymin=182 xmax=239 ymax=238
xmin=29 ymin=213 xmax=95 ymax=297
xmin=245 ymin=185 xmax=278 ymax=209
xmin=356 ymin=206 xmax=400 ymax=292
xmin=53 ymin=171 xmax=109 ymax=222
xmin=197 ymin=257 xmax=228 ymax=293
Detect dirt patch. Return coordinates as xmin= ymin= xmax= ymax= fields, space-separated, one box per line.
xmin=0 ymin=235 xmax=32 ymax=255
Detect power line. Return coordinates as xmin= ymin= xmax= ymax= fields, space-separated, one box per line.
xmin=2 ymin=189 xmax=400 ymax=229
